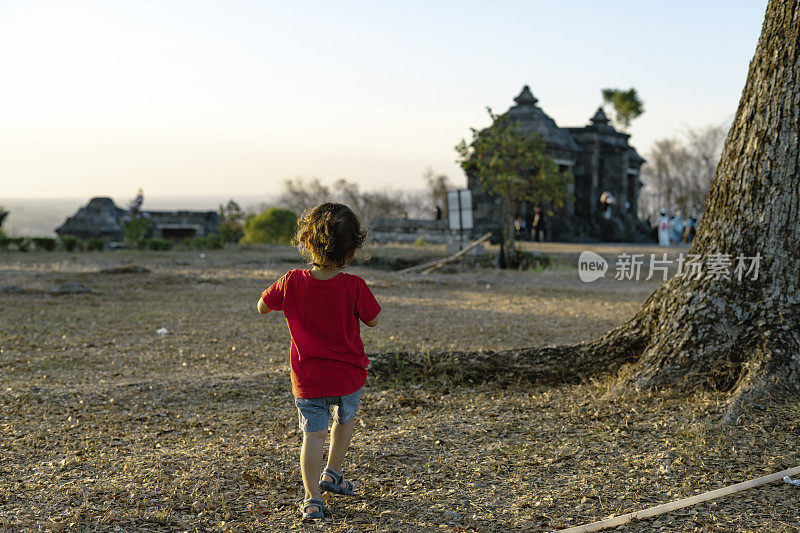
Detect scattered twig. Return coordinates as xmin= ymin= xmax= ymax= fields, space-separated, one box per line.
xmin=396 ymin=232 xmax=492 ymax=274
xmin=558 ymin=465 xmax=800 ymax=532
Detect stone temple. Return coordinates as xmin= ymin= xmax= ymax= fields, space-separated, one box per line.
xmin=56 ymin=197 xmax=219 ymax=241
xmin=467 ymin=85 xmax=653 ymax=242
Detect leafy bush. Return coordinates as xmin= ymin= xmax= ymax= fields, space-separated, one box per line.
xmin=183 ymin=233 xmax=219 ymax=250
xmin=184 ymin=234 xmax=224 ymax=250
xmin=86 ymin=237 xmax=105 ymax=251
xmin=0 ymin=237 xmax=26 ymax=251
xmin=184 ymin=237 xmax=202 ymax=250
xmin=205 ymin=233 xmax=224 ymax=249
xmin=32 ymin=237 xmax=57 ymax=251
xmin=414 ymin=236 xmax=426 ymax=247
xmin=218 ymin=224 xmax=243 ymax=244
xmin=147 ymin=238 xmax=172 ymax=251
xmin=0 ymin=207 xmax=8 ymax=238
xmin=241 ymin=208 xmax=298 ymax=245
xmin=60 ymin=236 xmax=82 ymax=252
xmin=217 ymin=199 xmax=244 ymax=243
xmin=123 ymin=217 xmax=149 ymax=249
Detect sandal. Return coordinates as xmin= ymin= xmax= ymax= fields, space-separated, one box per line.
xmin=319 ymin=467 xmax=354 ymax=495
xmin=299 ymin=498 xmax=327 ymax=520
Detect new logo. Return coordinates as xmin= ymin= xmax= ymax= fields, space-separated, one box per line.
xmin=578 ymin=251 xmax=608 ymax=282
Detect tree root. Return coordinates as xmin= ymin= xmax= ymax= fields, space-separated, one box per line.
xmin=368 ymin=263 xmax=800 ymax=427
xmin=368 ymin=277 xmax=800 ymax=424
xmin=367 ymin=313 xmax=650 ymax=388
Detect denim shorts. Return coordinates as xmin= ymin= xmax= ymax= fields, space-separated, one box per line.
xmin=294 ymin=387 xmax=363 ymax=433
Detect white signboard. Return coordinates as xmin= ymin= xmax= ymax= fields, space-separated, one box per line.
xmin=447 ymin=189 xmax=473 ymax=231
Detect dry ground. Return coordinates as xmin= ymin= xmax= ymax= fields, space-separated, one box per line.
xmin=1 ymin=245 xmax=799 ymax=532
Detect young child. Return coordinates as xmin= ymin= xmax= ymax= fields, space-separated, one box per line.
xmin=257 ymin=202 xmax=381 ymax=520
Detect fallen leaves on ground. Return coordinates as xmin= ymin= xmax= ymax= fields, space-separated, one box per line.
xmin=0 ymin=247 xmax=798 ymax=532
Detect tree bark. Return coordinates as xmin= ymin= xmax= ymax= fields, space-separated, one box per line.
xmin=370 ymin=0 xmax=800 ymax=413
xmin=611 ymin=0 xmax=800 ymax=401
xmin=502 ymin=184 xmax=518 ymax=267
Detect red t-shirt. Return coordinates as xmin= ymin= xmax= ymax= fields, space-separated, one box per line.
xmin=261 ymin=269 xmax=381 ymax=399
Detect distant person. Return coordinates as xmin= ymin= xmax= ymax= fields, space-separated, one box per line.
xmin=524 ymin=211 xmax=534 ymax=241
xmin=600 ymin=191 xmax=615 ymax=220
xmin=658 ymin=209 xmax=670 ymax=246
xmin=532 ymin=206 xmax=546 ymax=242
xmin=685 ymin=216 xmax=697 ymax=243
xmin=258 ymin=203 xmax=381 ymax=521
xmin=666 ymin=216 xmax=674 ymax=243
xmin=671 ymin=211 xmax=684 ymax=244
xmin=434 ymin=205 xmax=442 ymax=220
xmin=513 ymin=216 xmax=525 ymax=239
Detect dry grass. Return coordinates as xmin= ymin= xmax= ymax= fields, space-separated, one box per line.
xmin=1 ymin=246 xmax=799 ymax=532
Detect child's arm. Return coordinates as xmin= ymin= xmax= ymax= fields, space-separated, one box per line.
xmin=259 ymin=272 xmax=288 ymax=314
xmin=357 ymin=279 xmax=380 ymax=327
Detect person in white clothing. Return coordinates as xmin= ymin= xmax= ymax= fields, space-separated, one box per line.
xmin=658 ymin=209 xmax=670 ymax=246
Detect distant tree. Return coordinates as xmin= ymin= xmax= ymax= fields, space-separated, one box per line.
xmin=601 ymin=88 xmax=644 ymax=130
xmin=422 ymin=167 xmax=453 ymax=215
xmin=0 ymin=206 xmax=8 ymax=238
xmin=277 ymin=176 xmax=410 ymax=227
xmin=241 ymin=208 xmax=298 ymax=245
xmin=641 ymin=138 xmax=687 ymax=221
xmin=123 ymin=188 xmax=149 ymax=247
xmin=333 ymin=179 xmax=407 ymax=226
xmin=639 ymin=124 xmax=727 ymax=222
xmin=278 ymin=177 xmax=331 ymax=216
xmin=217 ymin=199 xmax=245 ymax=243
xmin=455 ymin=107 xmax=572 ymax=263
xmin=128 ymin=188 xmax=144 ymax=214
xmin=684 ymin=123 xmax=727 ymax=202
xmin=398 ymin=190 xmax=430 ymax=219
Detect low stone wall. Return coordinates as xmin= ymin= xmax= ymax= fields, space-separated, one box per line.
xmin=368 ymin=218 xmax=457 ymax=244
xmin=148 ymin=211 xmax=219 ymax=239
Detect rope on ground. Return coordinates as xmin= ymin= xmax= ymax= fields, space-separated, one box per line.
xmin=557 ymin=465 xmax=800 ymax=533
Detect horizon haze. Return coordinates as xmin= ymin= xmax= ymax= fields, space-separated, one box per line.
xmin=1 ymin=1 xmax=768 ymax=201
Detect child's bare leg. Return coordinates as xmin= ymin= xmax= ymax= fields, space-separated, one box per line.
xmin=322 ymin=418 xmax=355 ymax=483
xmin=301 ymin=429 xmax=327 ymax=512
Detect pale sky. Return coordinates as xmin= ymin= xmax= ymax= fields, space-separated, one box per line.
xmin=1 ymin=1 xmax=768 ymax=200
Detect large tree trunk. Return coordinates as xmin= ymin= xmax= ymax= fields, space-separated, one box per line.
xmin=608 ymin=0 xmax=800 ymax=400
xmin=370 ymin=0 xmax=800 ymax=411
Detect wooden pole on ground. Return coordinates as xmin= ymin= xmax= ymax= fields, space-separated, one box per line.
xmin=557 ymin=465 xmax=800 ymax=532
xmin=396 ymin=232 xmax=493 ymax=274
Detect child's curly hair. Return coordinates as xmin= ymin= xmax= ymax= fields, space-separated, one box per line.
xmin=294 ymin=203 xmax=366 ymax=269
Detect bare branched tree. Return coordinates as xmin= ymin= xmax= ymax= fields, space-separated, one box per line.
xmin=639 ymin=124 xmax=727 ymax=223
xmin=332 ymin=179 xmax=407 ymax=226
xmin=275 ymin=177 xmax=411 ymax=227
xmin=0 ymin=206 xmax=8 ymax=237
xmin=277 ymin=177 xmax=331 ymax=216
xmin=422 ymin=167 xmax=453 ymax=216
